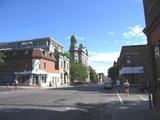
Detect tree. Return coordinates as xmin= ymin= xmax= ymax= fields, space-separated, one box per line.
xmin=0 ymin=52 xmax=5 ymax=67
xmin=70 ymin=61 xmax=88 ymax=83
xmin=89 ymin=66 xmax=97 ymax=83
xmin=108 ymin=61 xmax=119 ymax=80
xmin=54 ymin=50 xmax=70 ymax=59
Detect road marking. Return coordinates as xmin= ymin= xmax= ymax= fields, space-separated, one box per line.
xmin=137 ymin=95 xmax=148 ymax=101
xmin=65 ymin=107 xmax=87 ymax=112
xmin=66 ymin=107 xmax=77 ymax=110
xmin=116 ymin=90 xmax=123 ymax=105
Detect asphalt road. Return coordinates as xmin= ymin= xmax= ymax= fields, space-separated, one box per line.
xmin=0 ymin=85 xmax=149 ymax=120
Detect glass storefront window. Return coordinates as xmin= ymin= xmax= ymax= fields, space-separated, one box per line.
xmin=42 ymin=75 xmax=47 ymax=83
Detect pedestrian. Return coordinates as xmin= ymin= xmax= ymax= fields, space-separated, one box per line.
xmin=124 ymin=80 xmax=130 ymax=94
xmin=116 ymin=79 xmax=121 ymax=92
xmin=13 ymin=79 xmax=19 ymax=89
xmin=6 ymin=82 xmax=9 ymax=88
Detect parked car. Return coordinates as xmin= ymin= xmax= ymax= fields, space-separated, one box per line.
xmin=103 ymin=81 xmax=113 ymax=89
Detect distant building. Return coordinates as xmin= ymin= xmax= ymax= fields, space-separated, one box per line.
xmin=97 ymin=73 xmax=104 ymax=83
xmin=69 ymin=35 xmax=88 ymax=66
xmin=143 ymin=0 xmax=160 ymax=109
xmin=0 ymin=37 xmax=70 ymax=87
xmin=0 ymin=37 xmax=64 ymax=53
xmin=117 ymin=45 xmax=150 ymax=89
xmin=69 ymin=35 xmax=90 ymax=82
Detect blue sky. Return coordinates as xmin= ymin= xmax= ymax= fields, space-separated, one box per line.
xmin=0 ymin=0 xmax=146 ymax=74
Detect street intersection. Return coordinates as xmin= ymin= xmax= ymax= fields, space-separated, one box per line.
xmin=0 ymin=85 xmax=159 ymax=120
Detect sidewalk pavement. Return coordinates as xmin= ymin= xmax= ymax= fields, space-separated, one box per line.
xmin=0 ymin=84 xmax=73 ymax=90
xmin=0 ymin=85 xmax=41 ymax=90
xmin=112 ymin=104 xmax=160 ymax=120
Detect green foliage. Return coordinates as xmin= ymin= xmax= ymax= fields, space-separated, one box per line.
xmin=108 ymin=62 xmax=119 ymax=80
xmin=89 ymin=66 xmax=97 ymax=83
xmin=70 ymin=61 xmax=88 ymax=83
xmin=0 ymin=52 xmax=6 ymax=67
xmin=54 ymin=50 xmax=70 ymax=59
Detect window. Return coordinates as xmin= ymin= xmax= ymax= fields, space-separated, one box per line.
xmin=33 ymin=41 xmax=38 ymax=46
xmin=25 ymin=50 xmax=29 ymax=55
xmin=64 ymin=61 xmax=66 ymax=69
xmin=25 ymin=64 xmax=28 ymax=68
xmin=42 ymin=75 xmax=47 ymax=83
xmin=39 ymin=40 xmax=46 ymax=46
xmin=44 ymin=62 xmax=46 ymax=69
xmin=126 ymin=56 xmax=131 ymax=64
xmin=61 ymin=61 xmax=63 ymax=69
xmin=61 ymin=73 xmax=63 ymax=80
xmin=67 ymin=63 xmax=69 ymax=70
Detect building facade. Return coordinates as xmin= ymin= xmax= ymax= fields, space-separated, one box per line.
xmin=0 ymin=37 xmax=70 ymax=87
xmin=97 ymin=73 xmax=104 ymax=83
xmin=57 ymin=55 xmax=70 ymax=86
xmin=69 ymin=35 xmax=88 ymax=66
xmin=0 ymin=48 xmax=61 ymax=87
xmin=69 ymin=35 xmax=90 ymax=82
xmin=0 ymin=37 xmax=64 ymax=53
xmin=143 ymin=0 xmax=160 ymax=109
xmin=117 ymin=45 xmax=150 ymax=90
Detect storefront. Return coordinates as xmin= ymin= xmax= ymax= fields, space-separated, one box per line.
xmin=15 ymin=72 xmax=47 ymax=86
xmin=119 ymin=66 xmax=146 ymax=87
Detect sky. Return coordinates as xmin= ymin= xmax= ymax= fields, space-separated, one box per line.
xmin=0 ymin=0 xmax=147 ymax=75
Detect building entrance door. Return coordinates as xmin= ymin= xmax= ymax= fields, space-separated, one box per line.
xmin=33 ymin=75 xmax=39 ymax=85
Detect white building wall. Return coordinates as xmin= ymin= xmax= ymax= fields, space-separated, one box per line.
xmin=40 ymin=73 xmax=61 ymax=88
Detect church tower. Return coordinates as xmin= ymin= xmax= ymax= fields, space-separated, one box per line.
xmin=69 ymin=35 xmax=79 ymax=62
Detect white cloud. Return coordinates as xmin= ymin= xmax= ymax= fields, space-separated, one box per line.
xmin=108 ymin=32 xmax=115 ymax=35
xmin=66 ymin=36 xmax=70 ymax=40
xmin=89 ymin=52 xmax=119 ymax=62
xmin=123 ymin=24 xmax=146 ymax=39
xmin=89 ymin=52 xmax=120 ymax=75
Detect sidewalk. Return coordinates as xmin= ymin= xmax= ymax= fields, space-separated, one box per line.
xmin=112 ymin=104 xmax=160 ymax=120
xmin=0 ymin=84 xmax=73 ymax=90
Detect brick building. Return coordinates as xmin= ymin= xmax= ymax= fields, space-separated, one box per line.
xmin=0 ymin=37 xmax=70 ymax=87
xmin=117 ymin=45 xmax=150 ymax=89
xmin=143 ymin=0 xmax=160 ymax=109
xmin=0 ymin=48 xmax=61 ymax=87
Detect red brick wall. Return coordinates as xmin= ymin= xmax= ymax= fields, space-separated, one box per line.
xmin=150 ymin=22 xmax=160 ymax=44
xmin=32 ymin=59 xmax=59 ymax=73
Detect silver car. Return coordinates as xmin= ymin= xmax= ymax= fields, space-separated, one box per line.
xmin=103 ymin=82 xmax=113 ymax=89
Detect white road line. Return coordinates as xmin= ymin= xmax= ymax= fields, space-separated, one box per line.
xmin=137 ymin=95 xmax=148 ymax=101
xmin=66 ymin=107 xmax=77 ymax=110
xmin=116 ymin=90 xmax=123 ymax=105
xmin=65 ymin=107 xmax=87 ymax=112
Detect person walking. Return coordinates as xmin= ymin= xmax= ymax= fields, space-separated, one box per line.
xmin=13 ymin=79 xmax=19 ymax=89
xmin=116 ymin=79 xmax=121 ymax=92
xmin=124 ymin=80 xmax=130 ymax=94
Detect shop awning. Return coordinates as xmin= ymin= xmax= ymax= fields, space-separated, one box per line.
xmin=119 ymin=66 xmax=144 ymax=75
